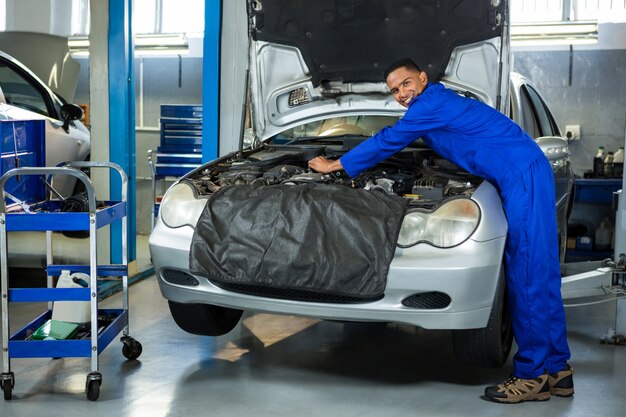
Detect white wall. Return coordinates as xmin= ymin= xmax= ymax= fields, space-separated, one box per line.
xmin=5 ymin=0 xmax=74 ymax=35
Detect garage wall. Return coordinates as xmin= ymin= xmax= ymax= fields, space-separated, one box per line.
xmin=513 ymin=49 xmax=626 ymax=177
xmin=73 ymin=56 xmax=204 ymax=235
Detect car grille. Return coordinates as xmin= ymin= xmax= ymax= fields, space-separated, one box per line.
xmin=162 ymin=269 xmax=200 ymax=287
xmin=402 ymin=292 xmax=451 ymax=309
xmin=208 ymin=280 xmax=382 ymax=304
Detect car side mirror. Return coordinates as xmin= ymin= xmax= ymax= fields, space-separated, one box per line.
xmin=536 ymin=136 xmax=570 ymax=161
xmin=60 ymin=103 xmax=83 ymax=133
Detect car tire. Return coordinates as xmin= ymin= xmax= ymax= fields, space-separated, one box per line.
xmin=451 ymin=268 xmax=512 ymax=368
xmin=168 ymin=301 xmax=244 ymax=336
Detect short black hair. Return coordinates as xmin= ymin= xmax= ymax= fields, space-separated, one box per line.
xmin=383 ymin=58 xmax=422 ymax=80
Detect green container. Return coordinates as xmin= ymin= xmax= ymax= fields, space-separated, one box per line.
xmin=31 ymin=319 xmax=79 ymax=340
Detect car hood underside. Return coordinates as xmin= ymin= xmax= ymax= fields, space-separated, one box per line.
xmin=251 ymin=0 xmax=507 ymax=84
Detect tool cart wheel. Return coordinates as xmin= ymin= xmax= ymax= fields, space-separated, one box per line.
xmin=2 ymin=381 xmax=12 ymax=400
xmin=85 ymin=372 xmax=102 ymax=401
xmin=1 ymin=372 xmax=14 ymax=400
xmin=121 ymin=336 xmax=143 ymax=360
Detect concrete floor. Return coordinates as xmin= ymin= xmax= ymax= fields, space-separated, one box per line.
xmin=1 ymin=239 xmax=625 ymax=416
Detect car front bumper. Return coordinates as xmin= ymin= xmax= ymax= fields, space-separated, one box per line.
xmin=149 ymin=221 xmax=506 ymax=330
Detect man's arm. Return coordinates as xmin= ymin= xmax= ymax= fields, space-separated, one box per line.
xmin=339 ymin=98 xmax=447 ymax=177
xmin=309 ymin=86 xmax=448 ymax=177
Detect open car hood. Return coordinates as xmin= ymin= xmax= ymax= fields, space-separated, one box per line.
xmin=248 ymin=0 xmax=510 ymax=140
xmin=251 ymin=0 xmax=507 ymax=85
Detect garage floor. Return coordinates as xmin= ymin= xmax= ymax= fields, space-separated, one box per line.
xmin=1 ymin=240 xmax=625 ymax=416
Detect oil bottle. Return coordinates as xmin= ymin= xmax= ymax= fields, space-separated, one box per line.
xmin=593 ymin=146 xmax=605 ymax=177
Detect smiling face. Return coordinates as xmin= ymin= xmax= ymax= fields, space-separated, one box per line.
xmin=386 ymin=66 xmax=429 ymax=108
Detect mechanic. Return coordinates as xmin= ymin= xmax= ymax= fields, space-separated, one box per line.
xmin=308 ymin=58 xmax=574 ymax=404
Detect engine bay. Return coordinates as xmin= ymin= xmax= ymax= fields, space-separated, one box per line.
xmin=186 ymin=144 xmax=481 ymax=208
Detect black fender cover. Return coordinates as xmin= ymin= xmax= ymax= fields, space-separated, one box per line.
xmin=189 ymin=183 xmax=408 ymax=299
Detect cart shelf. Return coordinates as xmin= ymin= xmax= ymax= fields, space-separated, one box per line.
xmin=8 ymin=309 xmax=128 ymax=358
xmin=4 ymin=200 xmax=126 ymax=231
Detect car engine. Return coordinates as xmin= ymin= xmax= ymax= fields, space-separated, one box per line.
xmin=186 ymin=144 xmax=481 ymax=208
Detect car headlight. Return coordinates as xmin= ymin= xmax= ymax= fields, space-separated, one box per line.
xmin=397 ymin=198 xmax=480 ymax=248
xmin=160 ymin=182 xmax=207 ymax=228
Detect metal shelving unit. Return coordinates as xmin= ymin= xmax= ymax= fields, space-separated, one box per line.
xmin=0 ymin=162 xmax=142 ymax=401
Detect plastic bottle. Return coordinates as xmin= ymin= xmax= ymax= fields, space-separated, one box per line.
xmin=604 ymin=151 xmax=615 ymax=178
xmin=52 ymin=270 xmax=91 ymax=324
xmin=593 ymin=146 xmax=605 ymax=177
xmin=594 ymin=217 xmax=613 ymax=251
xmin=613 ymin=147 xmax=624 ymax=178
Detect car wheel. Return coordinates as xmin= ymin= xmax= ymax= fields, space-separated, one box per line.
xmin=168 ymin=301 xmax=244 ymax=336
xmin=451 ymin=268 xmax=512 ymax=368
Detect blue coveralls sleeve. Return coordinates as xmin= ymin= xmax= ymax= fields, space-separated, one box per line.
xmin=339 ymin=97 xmax=448 ymax=177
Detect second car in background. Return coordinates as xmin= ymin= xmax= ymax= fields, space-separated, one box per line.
xmin=0 ymin=50 xmax=90 ymax=197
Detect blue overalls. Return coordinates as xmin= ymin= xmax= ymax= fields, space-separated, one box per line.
xmin=341 ymin=82 xmax=571 ymax=379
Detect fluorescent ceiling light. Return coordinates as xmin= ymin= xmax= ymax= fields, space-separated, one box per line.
xmin=68 ymin=36 xmax=89 ymax=49
xmin=135 ymin=48 xmax=189 ymax=57
xmin=511 ymin=20 xmax=598 ymax=46
xmin=135 ymin=33 xmax=187 ymax=47
xmin=512 ymin=38 xmax=598 ymax=47
xmin=68 ymin=33 xmax=189 ymax=56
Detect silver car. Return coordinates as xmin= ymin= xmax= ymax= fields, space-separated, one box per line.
xmin=149 ymin=0 xmax=572 ymax=368
xmin=0 ymin=50 xmax=90 ymax=197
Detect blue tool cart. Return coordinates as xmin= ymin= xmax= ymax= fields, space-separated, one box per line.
xmin=0 ymin=162 xmax=142 ymax=401
xmin=148 ymin=104 xmax=203 ymax=229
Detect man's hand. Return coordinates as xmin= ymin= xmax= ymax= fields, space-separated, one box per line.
xmin=308 ymin=156 xmax=344 ymax=173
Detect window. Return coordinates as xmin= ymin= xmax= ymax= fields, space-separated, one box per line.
xmin=271 ymin=115 xmax=400 ymax=143
xmin=575 ymin=0 xmax=626 ymax=22
xmin=71 ymin=0 xmax=90 ymax=36
xmin=55 ymin=0 xmax=205 ymax=36
xmin=511 ymin=0 xmax=564 ymax=23
xmin=511 ymin=0 xmax=626 ymax=23
xmin=519 ymin=86 xmax=541 ymax=139
xmin=524 ymin=85 xmax=561 ymax=137
xmin=0 ymin=59 xmax=52 ymax=118
xmin=134 ymin=0 xmax=204 ymax=34
xmin=519 ymin=84 xmax=562 ymax=139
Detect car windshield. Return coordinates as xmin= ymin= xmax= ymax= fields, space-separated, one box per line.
xmin=0 ymin=62 xmax=50 ymax=117
xmin=270 ymin=115 xmax=400 ymax=144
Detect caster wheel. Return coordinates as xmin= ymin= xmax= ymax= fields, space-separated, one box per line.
xmin=2 ymin=382 xmax=12 ymax=400
xmin=1 ymin=373 xmax=14 ymax=401
xmin=85 ymin=372 xmax=101 ymax=401
xmin=121 ymin=337 xmax=143 ymax=360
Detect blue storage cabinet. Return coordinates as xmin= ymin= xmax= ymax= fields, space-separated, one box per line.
xmin=160 ymin=104 xmax=203 ymax=151
xmin=573 ymin=178 xmax=622 ymax=204
xmin=0 ymin=120 xmax=46 ymax=203
xmin=566 ymin=178 xmax=622 ymax=261
xmin=149 ymin=105 xmax=203 ymax=229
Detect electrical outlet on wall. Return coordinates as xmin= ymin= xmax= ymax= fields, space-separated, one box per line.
xmin=565 ymin=125 xmax=580 ymax=140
